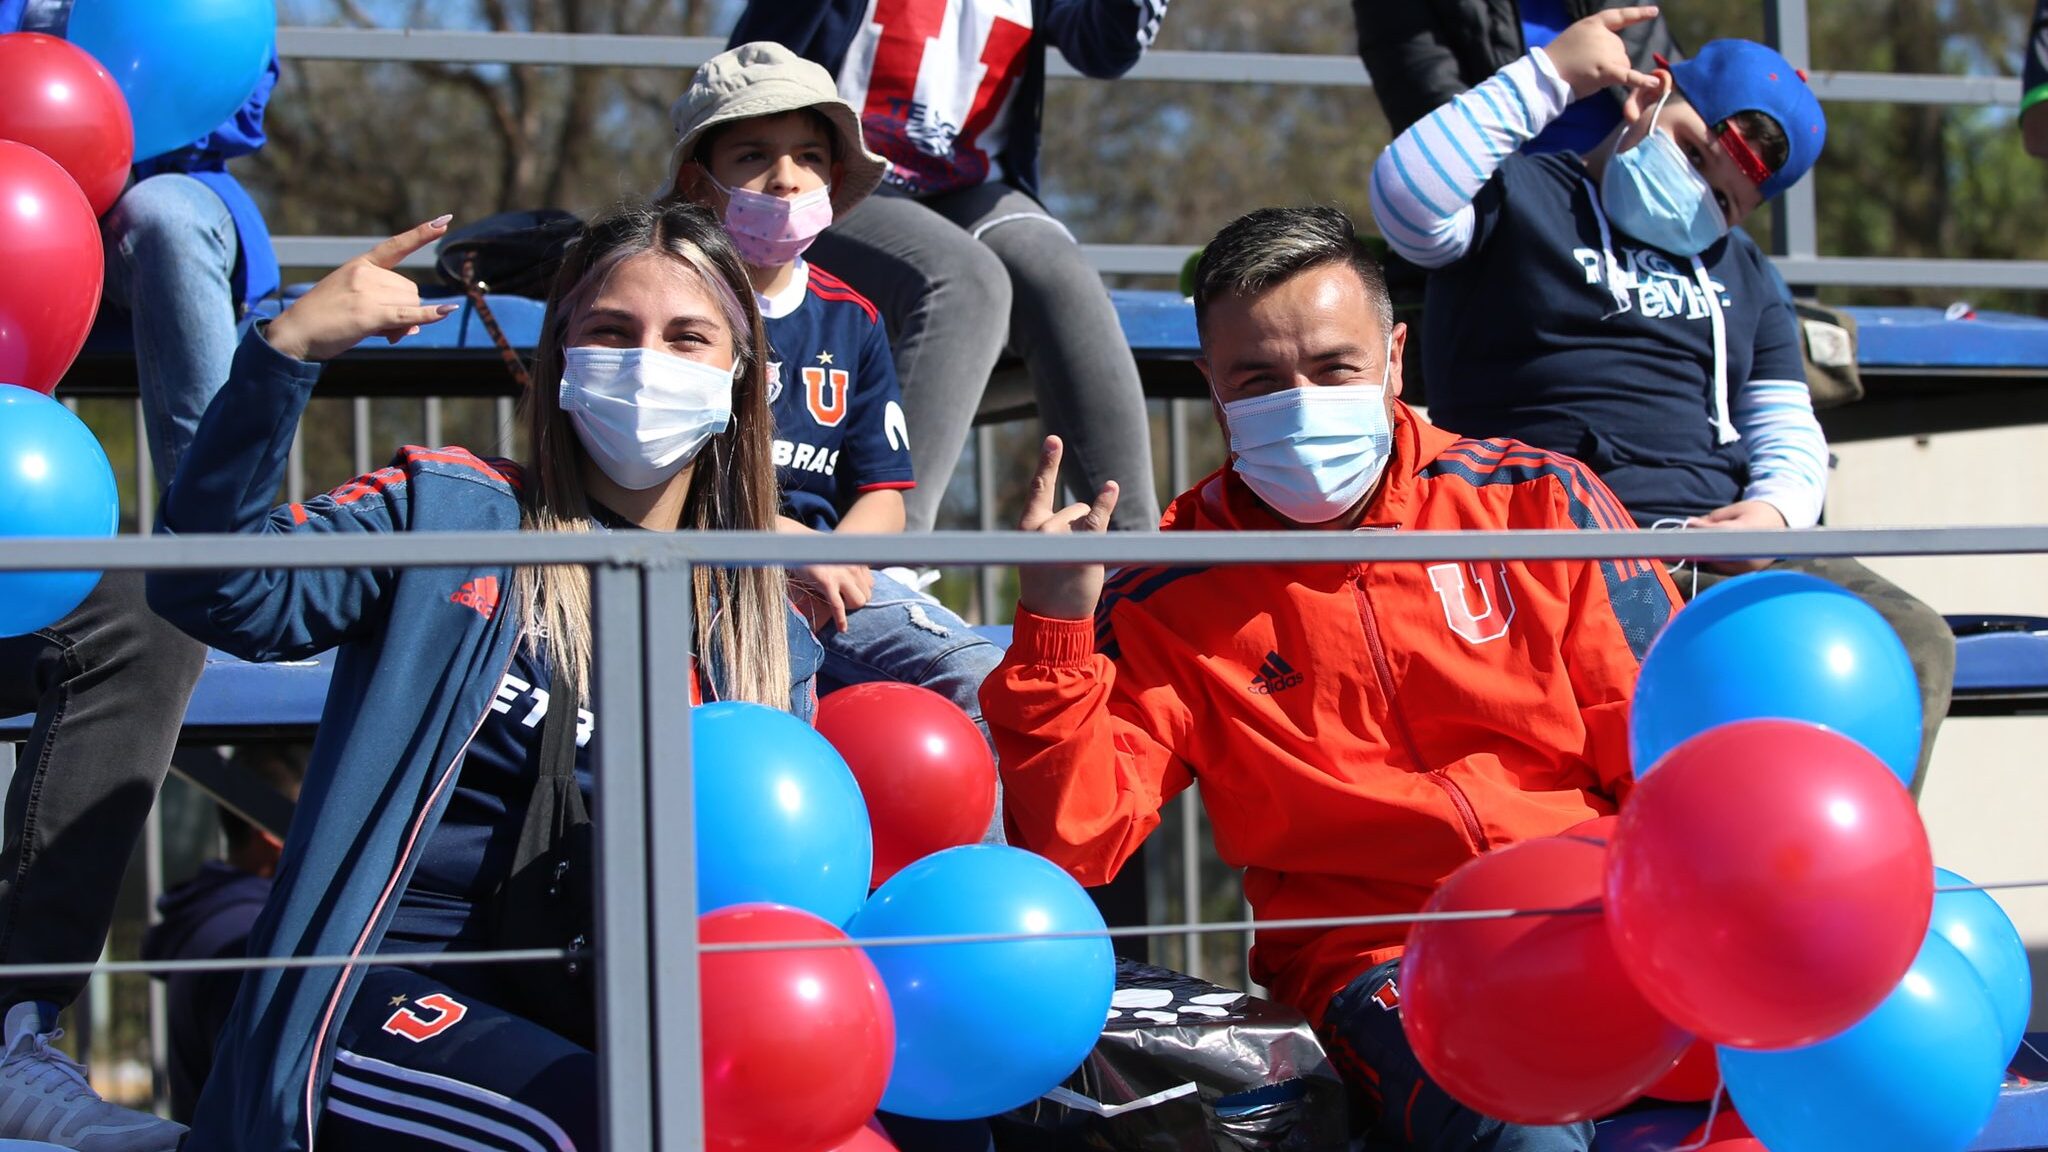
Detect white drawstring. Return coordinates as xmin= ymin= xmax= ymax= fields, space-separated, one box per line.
xmin=1652 ymin=517 xmax=1701 ymax=598
xmin=1583 ymin=179 xmax=1633 ymax=318
xmin=1691 ymin=254 xmax=1738 ymax=445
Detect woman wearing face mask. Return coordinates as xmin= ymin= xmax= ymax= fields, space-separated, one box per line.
xmin=145 ymin=201 xmax=819 ymax=1152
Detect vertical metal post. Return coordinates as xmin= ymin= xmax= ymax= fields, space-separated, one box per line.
xmin=424 ymin=396 xmax=443 ymax=448
xmin=496 ymin=396 xmax=517 ymax=456
xmin=1764 ymin=0 xmax=1819 ymax=268
xmin=133 ymin=400 xmax=155 ymax=532
xmin=144 ymin=801 xmax=168 ymax=1112
xmin=287 ymin=425 xmax=306 ymax=504
xmin=1167 ymin=399 xmax=1200 ymax=976
xmin=642 ymin=562 xmax=703 ymax=1152
xmin=353 ymin=397 xmax=373 ymax=477
xmin=1180 ymin=795 xmax=1202 ymax=980
xmin=976 ymin=425 xmax=999 ymax=624
xmin=593 ymin=564 xmax=654 ymax=1152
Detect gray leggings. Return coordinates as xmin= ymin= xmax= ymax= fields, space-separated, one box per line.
xmin=809 ymin=182 xmax=1161 ymax=532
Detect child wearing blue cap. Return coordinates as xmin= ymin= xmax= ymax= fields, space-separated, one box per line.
xmin=1370 ymin=7 xmax=1953 ymax=803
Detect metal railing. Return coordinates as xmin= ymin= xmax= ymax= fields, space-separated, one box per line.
xmin=2 ymin=523 xmax=2039 ymax=1152
xmin=262 ymin=8 xmax=2048 ymax=293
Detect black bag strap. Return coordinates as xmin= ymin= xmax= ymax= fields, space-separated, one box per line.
xmin=510 ymin=657 xmax=589 ymax=881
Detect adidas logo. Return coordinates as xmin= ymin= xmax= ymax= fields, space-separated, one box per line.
xmin=1248 ymin=650 xmax=1301 ymax=695
xmin=450 ymin=576 xmax=500 ymax=618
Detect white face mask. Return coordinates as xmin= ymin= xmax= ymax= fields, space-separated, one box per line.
xmin=559 ymin=346 xmax=735 ymax=490
xmin=1223 ymin=345 xmax=1395 ymax=525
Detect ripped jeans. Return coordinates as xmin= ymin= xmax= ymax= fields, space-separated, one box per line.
xmin=818 ymin=570 xmax=1007 ymax=843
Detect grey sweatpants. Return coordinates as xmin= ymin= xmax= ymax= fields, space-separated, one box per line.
xmin=809 ymin=181 xmax=1161 ymax=532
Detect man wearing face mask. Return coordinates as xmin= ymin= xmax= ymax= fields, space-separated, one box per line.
xmin=1369 ymin=6 xmax=1954 ymax=789
xmin=981 ymin=205 xmax=1678 ymax=1152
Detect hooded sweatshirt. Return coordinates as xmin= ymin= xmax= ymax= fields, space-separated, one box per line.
xmin=141 ymin=862 xmax=274 ymax=1123
xmin=981 ymin=402 xmax=1678 ymax=1026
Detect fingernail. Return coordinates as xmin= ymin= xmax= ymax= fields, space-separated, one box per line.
xmin=429 ymin=214 xmax=453 ymax=228
xmin=436 ymin=303 xmax=460 ymax=315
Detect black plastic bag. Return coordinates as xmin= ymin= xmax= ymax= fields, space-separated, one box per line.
xmin=993 ymin=959 xmax=1348 ymax=1151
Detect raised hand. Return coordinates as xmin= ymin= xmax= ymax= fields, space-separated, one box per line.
xmin=265 ymin=216 xmax=461 ymax=363
xmin=1016 ymin=436 xmax=1119 ymax=622
xmin=1542 ymin=6 xmax=1664 ymax=100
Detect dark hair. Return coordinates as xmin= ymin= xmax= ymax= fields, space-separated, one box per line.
xmin=219 ymin=745 xmax=308 ymax=853
xmin=1192 ymin=206 xmax=1395 ymax=345
xmin=1665 ymin=89 xmax=1793 ymax=177
xmin=1726 ymin=109 xmax=1790 ymax=175
xmin=692 ymin=107 xmax=840 ymax=168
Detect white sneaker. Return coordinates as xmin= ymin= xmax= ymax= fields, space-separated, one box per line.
xmin=878 ymin=566 xmax=944 ymax=603
xmin=0 ymin=1003 xmax=186 ymax=1152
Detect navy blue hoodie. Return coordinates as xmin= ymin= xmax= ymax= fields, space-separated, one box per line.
xmin=149 ymin=327 xmax=822 ymax=1152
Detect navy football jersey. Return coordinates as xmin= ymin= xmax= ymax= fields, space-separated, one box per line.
xmin=761 ymin=262 xmax=915 ymax=530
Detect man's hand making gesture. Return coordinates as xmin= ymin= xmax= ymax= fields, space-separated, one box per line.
xmin=1016 ymin=436 xmax=1120 ymax=621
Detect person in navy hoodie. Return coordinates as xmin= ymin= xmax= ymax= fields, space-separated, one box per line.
xmin=1368 ymin=8 xmax=1953 ymax=785
xmin=146 ymin=201 xmax=821 ymax=1152
xmin=0 ymin=4 xmax=280 ymax=1148
xmin=140 ymin=746 xmax=304 ymax=1124
xmin=730 ymin=0 xmax=1167 ymax=537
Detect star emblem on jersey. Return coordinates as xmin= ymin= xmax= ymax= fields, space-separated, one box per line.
xmin=389 ymin=995 xmax=408 ymax=1007
xmin=816 ymin=351 xmax=834 ymax=365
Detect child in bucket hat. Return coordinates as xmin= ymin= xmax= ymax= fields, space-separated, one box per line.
xmin=663 ymin=43 xmax=1008 ymax=911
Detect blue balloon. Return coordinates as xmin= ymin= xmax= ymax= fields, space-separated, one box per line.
xmin=1720 ymin=934 xmax=2005 ymax=1152
xmin=1933 ymin=867 xmax=2033 ymax=1063
xmin=1632 ymin=570 xmax=1921 ymax=786
xmin=66 ymin=0 xmax=276 ymax=162
xmin=693 ymin=702 xmax=871 ymax=927
xmin=0 ymin=385 xmax=116 ymax=637
xmin=847 ymin=845 xmax=1115 ymax=1120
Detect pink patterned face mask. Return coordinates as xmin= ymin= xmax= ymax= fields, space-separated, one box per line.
xmin=712 ymin=179 xmax=833 ymax=267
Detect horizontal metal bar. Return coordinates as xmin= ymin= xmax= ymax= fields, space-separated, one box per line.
xmin=278 ymin=26 xmax=723 ymax=68
xmin=0 ymin=947 xmax=572 ymax=980
xmin=274 ymin=28 xmax=2016 ymax=107
xmin=11 ymin=525 xmax=2048 ymax=571
xmin=1772 ymin=255 xmax=2048 ymax=290
xmin=272 ymin=234 xmax=2048 ymax=291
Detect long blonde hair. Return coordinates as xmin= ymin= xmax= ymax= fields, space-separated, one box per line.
xmin=517 ymin=200 xmax=790 ymax=707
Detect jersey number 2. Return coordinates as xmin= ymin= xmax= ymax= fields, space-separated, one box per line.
xmin=382 ymin=993 xmax=468 ymax=1042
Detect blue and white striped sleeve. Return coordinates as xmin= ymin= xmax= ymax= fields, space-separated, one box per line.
xmin=1733 ymin=377 xmax=1829 ymax=529
xmin=1368 ymin=47 xmax=1575 ymax=269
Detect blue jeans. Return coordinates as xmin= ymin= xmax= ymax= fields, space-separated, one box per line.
xmin=818 ymin=570 xmax=1006 ymax=843
xmin=1321 ymin=959 xmax=1595 ymax=1152
xmin=101 ymin=173 xmax=242 ymax=490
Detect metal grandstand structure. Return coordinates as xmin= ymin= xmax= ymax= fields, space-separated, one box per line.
xmin=4 ymin=524 xmax=2039 ymax=1151
xmin=13 ymin=0 xmax=2048 ymax=1146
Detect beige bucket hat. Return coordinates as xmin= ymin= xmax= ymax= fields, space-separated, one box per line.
xmin=658 ymin=41 xmax=889 ymax=216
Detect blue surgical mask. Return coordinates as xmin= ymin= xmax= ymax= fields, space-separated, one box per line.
xmin=1600 ymin=89 xmax=1728 ymax=257
xmin=1224 ymin=344 xmax=1395 ymax=525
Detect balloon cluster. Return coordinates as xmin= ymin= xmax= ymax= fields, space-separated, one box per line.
xmin=1401 ymin=572 xmax=2027 ymax=1152
xmin=694 ymin=693 xmax=1112 ymax=1152
xmin=0 ymin=1 xmax=276 ymax=635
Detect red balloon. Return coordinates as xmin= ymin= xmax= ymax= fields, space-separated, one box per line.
xmin=1401 ymin=836 xmax=1691 ymax=1124
xmin=1643 ymin=1037 xmax=1721 ymax=1102
xmin=1701 ymin=1142 xmax=1765 ymax=1152
xmin=815 ymin=683 xmax=996 ymax=886
xmin=1564 ymin=814 xmax=1619 ymax=843
xmin=829 ymin=1123 xmax=897 ymax=1151
xmin=1606 ymin=719 xmax=1932 ymax=1050
xmin=0 ymin=34 xmax=133 ymax=215
xmin=0 ymin=140 xmax=102 ymax=394
xmin=702 ymin=905 xmax=896 ymax=1152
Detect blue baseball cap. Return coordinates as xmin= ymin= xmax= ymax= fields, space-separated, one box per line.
xmin=1666 ymin=40 xmax=1826 ymax=201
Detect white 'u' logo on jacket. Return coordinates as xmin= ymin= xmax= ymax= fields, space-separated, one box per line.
xmin=1427 ymin=562 xmax=1516 ymax=645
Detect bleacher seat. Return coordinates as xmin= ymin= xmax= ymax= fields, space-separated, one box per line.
xmin=58 ymin=289 xmax=2048 ymax=442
